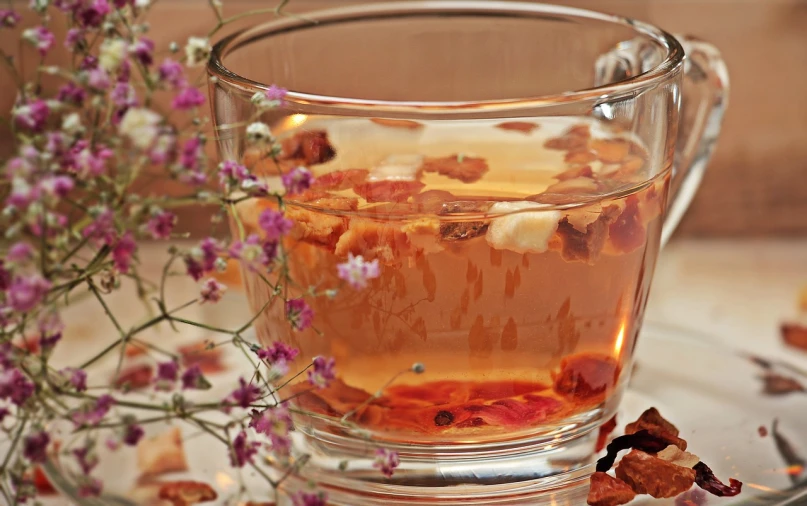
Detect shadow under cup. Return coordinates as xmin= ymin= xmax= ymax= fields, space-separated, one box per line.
xmin=209 ymin=1 xmax=687 ymax=501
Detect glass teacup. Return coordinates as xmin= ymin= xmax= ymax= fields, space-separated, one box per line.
xmin=208 ymin=2 xmax=728 ymax=502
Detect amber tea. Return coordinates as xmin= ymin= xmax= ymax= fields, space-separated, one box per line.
xmin=237 ymin=116 xmax=669 ymax=445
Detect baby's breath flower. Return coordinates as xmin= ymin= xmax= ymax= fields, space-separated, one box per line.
xmin=246 ymin=121 xmax=273 ymax=144
xmin=145 ymin=209 xmax=176 ymax=239
xmin=199 ymin=278 xmax=226 ymax=304
xmin=13 ymin=99 xmax=49 ymax=132
xmin=86 ymin=67 xmax=111 ymax=90
xmin=61 ymin=112 xmax=84 ymax=135
xmin=308 ymin=356 xmax=336 ymax=389
xmin=337 ymin=253 xmax=381 ymax=290
xmin=229 ymin=431 xmax=260 ymax=468
xmin=98 ymin=38 xmax=128 ymax=72
xmin=292 ymin=490 xmax=328 ymax=506
xmin=130 ymin=37 xmax=155 ymax=66
xmin=157 ymin=57 xmax=185 ymax=87
xmin=282 ymin=166 xmax=313 ymax=195
xmin=22 ymin=26 xmax=55 ymax=56
xmin=184 ymin=36 xmax=211 ymax=67
xmin=23 ymin=431 xmax=50 ymax=463
xmin=258 ymin=209 xmax=292 ymax=241
xmin=0 ymin=9 xmax=21 ymax=28
xmin=373 ymin=448 xmax=401 ymax=478
xmin=7 ymin=274 xmax=51 ymax=312
xmin=119 ymin=107 xmax=161 ymax=149
xmin=172 ymin=86 xmax=205 ymax=110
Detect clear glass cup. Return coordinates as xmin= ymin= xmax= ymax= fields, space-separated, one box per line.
xmin=208 ymin=2 xmax=728 ymax=503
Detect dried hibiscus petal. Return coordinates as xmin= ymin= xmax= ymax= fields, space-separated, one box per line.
xmin=353 ymin=180 xmax=425 ymax=203
xmin=608 ymin=196 xmax=646 ymax=253
xmin=693 ymin=461 xmax=742 ymax=497
xmin=552 ymin=353 xmax=620 ymax=401
xmin=587 ymin=471 xmax=636 ymax=506
xmin=596 ymin=415 xmax=618 ymax=453
xmin=280 ymin=130 xmax=335 ymax=166
xmin=615 ymin=449 xmax=696 ymax=498
xmin=760 ymin=372 xmax=805 ymax=395
xmin=781 ymin=323 xmax=807 ymax=352
xmin=31 ymin=466 xmax=57 ymax=495
xmin=311 ymin=169 xmax=369 ymax=191
xmin=495 ymin=121 xmax=539 ymax=134
xmin=544 ymin=124 xmax=591 ymax=151
xmin=556 ymin=205 xmax=621 ymax=263
xmin=158 ymin=480 xmax=218 ymax=505
xmin=596 ymin=430 xmax=670 ymax=472
xmin=422 ymin=155 xmax=489 ymax=183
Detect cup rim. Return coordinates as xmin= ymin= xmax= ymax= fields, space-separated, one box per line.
xmin=208 ymin=0 xmax=685 ymax=116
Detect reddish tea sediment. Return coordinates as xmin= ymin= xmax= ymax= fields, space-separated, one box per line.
xmin=239 ymin=117 xmax=669 ymax=444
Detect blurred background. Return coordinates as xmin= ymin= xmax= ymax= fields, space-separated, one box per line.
xmin=2 ymin=0 xmax=805 ymax=238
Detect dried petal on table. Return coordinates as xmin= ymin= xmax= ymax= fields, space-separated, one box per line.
xmin=758 ymin=425 xmax=769 ymax=437
xmin=693 ymin=461 xmax=743 ymax=497
xmin=596 ymin=415 xmax=618 ymax=453
xmin=625 ymin=407 xmax=687 ymax=450
xmin=179 ymin=341 xmax=224 ymax=375
xmin=31 ymin=466 xmax=57 ymax=495
xmin=114 ymin=364 xmax=154 ymax=391
xmin=615 ymin=449 xmax=696 ymax=498
xmin=422 ymin=155 xmax=489 ymax=183
xmin=587 ymin=471 xmax=636 ymax=506
xmin=495 ymin=121 xmax=539 ymax=134
xmin=596 ymin=430 xmax=672 ymax=473
xmin=158 ymin=481 xmax=218 ymax=506
xmin=781 ymin=323 xmax=807 ymax=352
xmin=760 ymin=372 xmax=806 ymax=396
xmin=772 ymin=419 xmax=807 ymax=483
xmin=370 ymin=118 xmax=424 ymax=130
xmin=137 ymin=427 xmax=188 ymax=476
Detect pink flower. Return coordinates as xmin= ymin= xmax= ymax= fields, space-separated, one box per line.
xmin=308 ymin=356 xmax=336 ymax=389
xmin=178 ymin=136 xmax=202 ymax=171
xmin=185 ymin=237 xmax=220 ymax=280
xmin=249 ymin=405 xmax=292 ymax=454
xmin=258 ymin=209 xmax=292 ymax=241
xmin=78 ymin=0 xmax=110 ymax=28
xmin=72 ymin=446 xmax=98 ymax=474
xmin=87 ymin=67 xmax=110 ymax=90
xmin=255 ymin=341 xmax=298 ymax=377
xmin=181 ymin=364 xmax=210 ymax=390
xmin=145 ymin=210 xmax=176 ymax=239
xmin=77 ymin=477 xmax=102 ymax=498
xmin=82 ymin=207 xmax=116 ymax=243
xmin=292 ymin=491 xmax=328 ymax=506
xmin=0 ymin=9 xmax=21 ymax=28
xmin=282 ymin=166 xmax=313 ymax=195
xmin=265 ymin=84 xmax=288 ymax=104
xmin=13 ymin=99 xmax=49 ymax=132
xmin=171 ymin=86 xmax=205 ymax=110
xmin=157 ymin=58 xmax=185 ymax=88
xmin=22 ymin=26 xmax=55 ymax=56
xmin=23 ymin=431 xmax=50 ymax=463
xmin=285 ymin=298 xmax=314 ymax=331
xmin=123 ymin=423 xmax=144 ymax=446
xmin=130 ymin=37 xmax=154 ymax=66
xmin=0 ymin=368 xmax=35 ymax=405
xmin=154 ymin=361 xmax=178 ymax=391
xmin=227 ymin=377 xmax=262 ymax=408
xmin=38 ymin=175 xmax=75 ymax=199
xmin=57 ymin=82 xmax=87 ymax=105
xmin=71 ymin=394 xmax=115 ymax=427
xmin=148 ymin=131 xmax=176 ymax=164
xmin=200 ymin=278 xmax=227 ymax=304
xmin=373 ymin=448 xmax=400 ymax=478
xmin=229 ymin=431 xmax=260 ymax=468
xmin=6 ymin=242 xmax=33 ymax=263
xmin=337 ymin=253 xmax=381 ymax=290
xmin=62 ymin=367 xmax=87 ymax=392
xmin=218 ymin=160 xmax=251 ymax=191
xmin=65 ymin=28 xmax=84 ymax=50
xmin=112 ymin=232 xmax=137 ymax=273
xmin=7 ymin=275 xmax=51 ymax=312
xmin=228 ymin=234 xmax=270 ymax=268
xmin=67 ymin=141 xmax=113 ymax=177
xmin=111 ymin=82 xmax=137 ymax=108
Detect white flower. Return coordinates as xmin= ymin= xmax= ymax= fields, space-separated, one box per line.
xmin=135 ymin=0 xmax=151 ymax=6
xmin=99 ymin=38 xmax=129 ymax=72
xmin=337 ymin=253 xmax=380 ymax=290
xmin=61 ymin=112 xmax=83 ymax=136
xmin=119 ymin=108 xmax=162 ymax=150
xmin=185 ymin=36 xmax=211 ymax=67
xmin=246 ymin=122 xmax=272 ymax=144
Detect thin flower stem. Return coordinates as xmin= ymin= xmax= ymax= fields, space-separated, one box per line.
xmin=0 ymin=416 xmax=29 ymax=472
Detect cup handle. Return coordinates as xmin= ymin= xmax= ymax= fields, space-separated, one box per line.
xmin=662 ymin=35 xmax=730 ymax=244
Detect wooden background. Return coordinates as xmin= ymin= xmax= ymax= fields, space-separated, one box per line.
xmin=2 ymin=0 xmax=805 ymax=237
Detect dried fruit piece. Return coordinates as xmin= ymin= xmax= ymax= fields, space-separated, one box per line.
xmin=657 ymin=445 xmax=700 ymax=468
xmin=495 ymin=121 xmax=539 ymax=134
xmin=354 ymin=180 xmax=425 ymax=203
xmin=486 ymin=202 xmax=561 ymax=254
xmin=178 ymin=341 xmax=224 ymax=374
xmin=587 ymin=471 xmax=636 ymax=506
xmin=286 ymin=206 xmax=350 ymax=251
xmin=781 ymin=323 xmax=807 ymax=352
xmin=608 ymin=196 xmax=646 ymax=253
xmin=544 ymin=124 xmax=591 ymax=151
xmin=279 ymin=130 xmax=336 ymax=166
xmin=545 ymin=177 xmax=599 ymax=194
xmin=114 ymin=364 xmax=154 ymax=390
xmin=311 ymin=169 xmax=369 ymax=191
xmin=615 ymin=449 xmax=696 ymax=498
xmin=565 ymin=150 xmax=598 ymax=164
xmin=158 ymin=481 xmax=218 ymax=505
xmin=438 ymin=201 xmax=492 ymax=242
xmin=625 ymin=407 xmax=687 ymax=450
xmin=137 ymin=427 xmax=188 ymax=476
xmin=434 ymin=410 xmax=454 ymax=426
xmin=693 ymin=462 xmax=742 ymax=497
xmin=402 ymin=217 xmax=442 ymax=254
xmin=596 ymin=415 xmax=618 ymax=453
xmin=335 ymin=218 xmax=408 ymax=264
xmin=591 ymin=139 xmax=631 ymax=164
xmin=760 ymin=372 xmax=806 ymax=396
xmin=422 ymin=155 xmax=489 ymax=183
xmin=556 ymin=205 xmax=620 ymax=263
xmin=556 ymin=165 xmax=594 ymax=181
xmin=552 ymin=353 xmax=620 ymax=401
xmin=370 ymin=118 xmax=424 ymax=130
